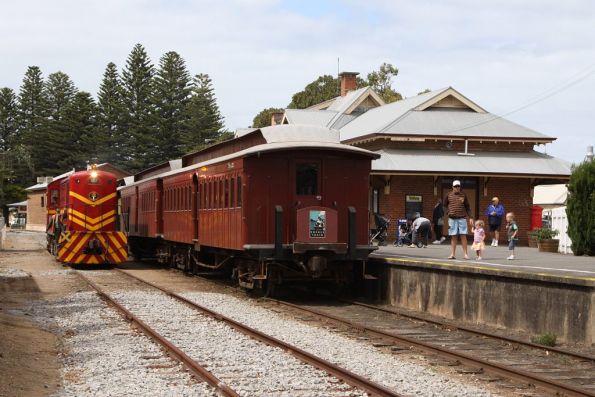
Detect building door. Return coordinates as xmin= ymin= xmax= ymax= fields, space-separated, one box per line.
xmin=440 ymin=177 xmax=478 ymax=235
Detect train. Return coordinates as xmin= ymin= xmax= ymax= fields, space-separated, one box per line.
xmin=120 ymin=125 xmax=379 ymax=292
xmin=46 ymin=165 xmax=128 ymax=265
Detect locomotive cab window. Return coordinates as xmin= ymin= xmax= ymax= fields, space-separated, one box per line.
xmin=296 ymin=163 xmax=319 ymax=196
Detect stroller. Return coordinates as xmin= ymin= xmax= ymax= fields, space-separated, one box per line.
xmin=370 ymin=213 xmax=390 ymax=246
xmin=394 ymin=222 xmax=424 ymax=248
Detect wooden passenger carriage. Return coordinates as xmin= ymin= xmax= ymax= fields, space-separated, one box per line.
xmin=120 ymin=125 xmax=379 ymax=290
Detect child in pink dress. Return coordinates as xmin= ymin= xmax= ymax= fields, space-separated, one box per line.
xmin=472 ymin=220 xmax=486 ymax=260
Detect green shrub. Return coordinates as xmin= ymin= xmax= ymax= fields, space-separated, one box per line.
xmin=534 ymin=227 xmax=559 ymax=240
xmin=531 ymin=332 xmax=557 ymax=347
xmin=566 ymin=159 xmax=595 ymax=256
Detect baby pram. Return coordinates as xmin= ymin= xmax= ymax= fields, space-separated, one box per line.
xmin=394 ymin=222 xmax=424 ymax=248
xmin=370 ymin=213 xmax=390 ymax=245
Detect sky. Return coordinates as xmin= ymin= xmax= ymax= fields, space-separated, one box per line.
xmin=1 ymin=0 xmax=594 ymax=163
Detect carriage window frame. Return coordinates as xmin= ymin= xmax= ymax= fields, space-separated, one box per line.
xmin=237 ymin=176 xmax=242 ymax=208
xmin=230 ymin=176 xmax=235 ymax=208
xmin=295 ymin=162 xmax=319 ymax=196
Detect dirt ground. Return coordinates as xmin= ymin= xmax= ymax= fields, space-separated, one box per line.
xmin=0 ymin=230 xmax=80 ymax=397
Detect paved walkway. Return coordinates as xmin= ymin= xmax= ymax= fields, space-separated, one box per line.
xmin=372 ymin=243 xmax=595 ymax=282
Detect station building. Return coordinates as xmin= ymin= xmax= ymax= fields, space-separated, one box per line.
xmin=279 ymin=73 xmax=572 ymax=244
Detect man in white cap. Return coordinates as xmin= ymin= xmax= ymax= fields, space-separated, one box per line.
xmin=443 ymin=180 xmax=472 ymax=259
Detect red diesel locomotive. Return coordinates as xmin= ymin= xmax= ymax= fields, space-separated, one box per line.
xmin=46 ymin=165 xmax=128 ymax=265
xmin=120 ymin=125 xmax=378 ymax=290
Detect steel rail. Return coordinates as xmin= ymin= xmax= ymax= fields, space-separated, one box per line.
xmin=116 ymin=268 xmax=403 ymax=397
xmin=76 ymin=271 xmax=239 ymax=397
xmin=267 ymin=298 xmax=595 ymax=397
xmin=343 ymin=299 xmax=595 ymax=362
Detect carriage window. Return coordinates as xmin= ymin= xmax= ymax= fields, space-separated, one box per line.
xmin=296 ymin=163 xmax=318 ymax=195
xmin=237 ymin=177 xmax=242 ymax=207
xmin=230 ymin=177 xmax=235 ymax=207
xmin=219 ymin=180 xmax=223 ymax=208
xmin=224 ymin=179 xmax=229 ymax=208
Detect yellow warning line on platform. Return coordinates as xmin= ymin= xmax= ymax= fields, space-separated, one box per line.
xmin=373 ymin=255 xmax=595 ymax=283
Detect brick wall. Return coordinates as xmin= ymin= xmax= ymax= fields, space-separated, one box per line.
xmin=375 ymin=175 xmax=532 ymax=245
xmin=26 ymin=190 xmax=47 ymax=231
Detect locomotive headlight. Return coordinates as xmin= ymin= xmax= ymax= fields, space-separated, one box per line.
xmin=90 ymin=170 xmax=98 ymax=178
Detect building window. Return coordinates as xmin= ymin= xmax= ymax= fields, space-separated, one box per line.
xmin=296 ymin=163 xmax=318 ymax=196
xmin=41 ymin=196 xmax=45 ymax=208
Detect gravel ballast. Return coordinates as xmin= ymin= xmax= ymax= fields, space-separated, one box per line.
xmin=31 ymin=292 xmax=217 ymax=397
xmin=180 ymin=291 xmax=496 ymax=397
xmin=109 ymin=289 xmax=366 ymax=397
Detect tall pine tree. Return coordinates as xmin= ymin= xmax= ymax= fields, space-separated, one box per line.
xmin=182 ymin=73 xmax=225 ymax=153
xmin=34 ymin=71 xmax=78 ymax=176
xmin=64 ymin=91 xmax=99 ymax=169
xmin=121 ymin=43 xmax=156 ymax=172
xmin=0 ymin=88 xmax=18 ymax=152
xmin=97 ymin=62 xmax=126 ymax=166
xmin=17 ymin=66 xmax=46 ymax=180
xmin=153 ymin=51 xmax=191 ymax=161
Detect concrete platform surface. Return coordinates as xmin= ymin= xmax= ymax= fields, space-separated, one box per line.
xmin=372 ymin=243 xmax=595 ymax=286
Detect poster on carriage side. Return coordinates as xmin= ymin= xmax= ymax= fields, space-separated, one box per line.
xmin=309 ymin=210 xmax=326 ymax=238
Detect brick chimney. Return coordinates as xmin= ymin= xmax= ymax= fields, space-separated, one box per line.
xmin=270 ymin=111 xmax=285 ymax=126
xmin=339 ymin=72 xmax=359 ymax=96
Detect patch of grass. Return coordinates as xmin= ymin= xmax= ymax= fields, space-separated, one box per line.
xmin=531 ymin=332 xmax=557 ymax=347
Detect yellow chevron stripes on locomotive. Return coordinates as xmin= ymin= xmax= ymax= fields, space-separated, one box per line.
xmin=60 ymin=233 xmax=92 ymax=263
xmin=69 ymin=208 xmax=115 ymax=224
xmin=69 ymin=191 xmax=117 ymax=206
xmin=56 ymin=231 xmax=128 ymax=264
xmin=58 ymin=231 xmax=80 ymax=257
xmin=48 ymin=209 xmax=56 ymax=215
xmin=96 ymin=233 xmax=127 ymax=263
xmin=69 ymin=214 xmax=116 ymax=231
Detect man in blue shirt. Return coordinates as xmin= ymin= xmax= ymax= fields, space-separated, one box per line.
xmin=485 ymin=197 xmax=505 ymax=246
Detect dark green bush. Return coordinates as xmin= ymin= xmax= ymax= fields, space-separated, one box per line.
xmin=566 ymin=160 xmax=595 ymax=256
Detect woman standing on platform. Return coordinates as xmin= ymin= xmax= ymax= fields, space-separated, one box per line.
xmin=485 ymin=197 xmax=505 ymax=246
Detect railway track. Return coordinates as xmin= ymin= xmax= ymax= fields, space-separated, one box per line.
xmin=148 ymin=265 xmax=594 ymax=397
xmin=76 ymin=269 xmax=402 ymax=397
xmin=265 ymin=297 xmax=595 ymax=397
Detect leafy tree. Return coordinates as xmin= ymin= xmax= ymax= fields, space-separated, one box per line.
xmin=181 ymin=73 xmax=224 ymax=153
xmin=0 ymin=88 xmax=18 ymax=151
xmin=288 ymin=75 xmax=339 ymax=109
xmin=17 ymin=66 xmax=47 ymax=180
xmin=121 ymin=43 xmax=156 ymax=172
xmin=97 ymin=62 xmax=126 ymax=166
xmin=153 ymin=51 xmax=191 ymax=160
xmin=566 ymin=159 xmax=595 ymax=256
xmin=252 ymin=107 xmax=284 ymax=128
xmin=365 ymin=62 xmax=402 ymax=103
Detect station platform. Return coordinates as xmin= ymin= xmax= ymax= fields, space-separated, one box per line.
xmin=367 ymin=244 xmax=595 ymax=344
xmin=371 ymin=244 xmax=595 ymax=286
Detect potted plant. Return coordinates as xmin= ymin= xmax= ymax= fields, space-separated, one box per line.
xmin=535 ymin=227 xmax=560 ymax=253
xmin=527 ymin=230 xmax=539 ymax=248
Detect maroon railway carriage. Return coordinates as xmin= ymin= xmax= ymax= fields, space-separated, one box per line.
xmin=120 ymin=125 xmax=379 ymax=290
